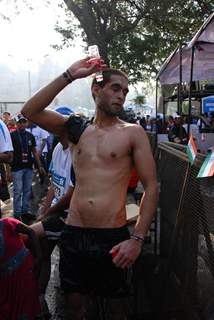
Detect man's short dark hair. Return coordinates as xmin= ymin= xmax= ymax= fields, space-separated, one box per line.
xmin=91 ymin=69 xmax=128 ymax=89
xmin=91 ymin=69 xmax=128 ymax=100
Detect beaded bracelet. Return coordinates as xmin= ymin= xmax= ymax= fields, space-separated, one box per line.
xmin=130 ymin=234 xmax=144 ymax=243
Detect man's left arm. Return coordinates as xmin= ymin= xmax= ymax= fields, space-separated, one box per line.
xmin=110 ymin=125 xmax=158 ymax=268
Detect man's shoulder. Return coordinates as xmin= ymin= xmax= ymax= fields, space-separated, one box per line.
xmin=52 ymin=142 xmax=63 ymax=155
xmin=122 ymin=122 xmax=144 ymax=134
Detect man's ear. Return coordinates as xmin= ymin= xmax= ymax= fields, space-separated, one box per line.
xmin=91 ymin=84 xmax=101 ymax=99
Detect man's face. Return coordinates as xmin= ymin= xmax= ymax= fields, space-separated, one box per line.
xmin=17 ymin=120 xmax=27 ymax=131
xmin=95 ymin=75 xmax=129 ymax=117
xmin=174 ymin=117 xmax=181 ymax=125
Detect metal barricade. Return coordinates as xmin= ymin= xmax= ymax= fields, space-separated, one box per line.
xmin=157 ymin=141 xmax=214 ymax=320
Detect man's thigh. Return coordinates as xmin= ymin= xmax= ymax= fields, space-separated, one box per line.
xmin=12 ymin=170 xmax=23 ymax=192
xmin=22 ymin=169 xmax=33 ymax=188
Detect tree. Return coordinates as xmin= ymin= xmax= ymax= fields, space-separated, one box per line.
xmin=4 ymin=0 xmax=212 ymax=83
xmin=55 ymin=0 xmax=144 ymax=67
xmin=132 ymin=93 xmax=147 ymax=114
xmin=55 ymin=0 xmax=213 ymax=83
xmin=132 ymin=94 xmax=146 ymax=106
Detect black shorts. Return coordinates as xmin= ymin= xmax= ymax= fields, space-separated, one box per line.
xmin=42 ymin=211 xmax=68 ymax=241
xmin=59 ymin=224 xmax=130 ymax=297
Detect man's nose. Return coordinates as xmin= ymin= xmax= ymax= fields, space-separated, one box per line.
xmin=117 ymin=90 xmax=125 ymax=101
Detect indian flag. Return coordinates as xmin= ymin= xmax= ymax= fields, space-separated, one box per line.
xmin=197 ymin=149 xmax=214 ymax=178
xmin=187 ymin=134 xmax=197 ymax=164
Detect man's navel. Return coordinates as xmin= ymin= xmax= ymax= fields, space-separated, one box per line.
xmin=110 ymin=152 xmax=117 ymax=158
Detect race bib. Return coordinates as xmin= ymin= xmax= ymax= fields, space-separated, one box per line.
xmin=52 ymin=172 xmax=66 ymax=201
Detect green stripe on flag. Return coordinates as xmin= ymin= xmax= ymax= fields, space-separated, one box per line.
xmin=187 ymin=145 xmax=194 ymax=164
xmin=197 ymin=152 xmax=212 ymax=178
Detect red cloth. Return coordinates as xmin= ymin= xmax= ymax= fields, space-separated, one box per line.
xmin=0 ymin=217 xmax=40 ymax=320
xmin=128 ymin=169 xmax=139 ymax=189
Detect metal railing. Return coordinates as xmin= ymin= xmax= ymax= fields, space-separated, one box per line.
xmin=156 ymin=141 xmax=214 ymax=320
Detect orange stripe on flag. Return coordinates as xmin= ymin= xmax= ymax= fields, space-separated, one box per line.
xmin=190 ymin=134 xmax=197 ymax=155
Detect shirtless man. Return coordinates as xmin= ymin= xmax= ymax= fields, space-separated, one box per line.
xmin=22 ymin=57 xmax=158 ymax=320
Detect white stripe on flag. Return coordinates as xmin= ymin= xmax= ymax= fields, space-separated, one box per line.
xmin=197 ymin=151 xmax=214 ymax=178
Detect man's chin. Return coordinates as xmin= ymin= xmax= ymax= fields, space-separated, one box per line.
xmin=109 ymin=106 xmax=124 ymax=116
xmin=106 ymin=110 xmax=121 ymax=117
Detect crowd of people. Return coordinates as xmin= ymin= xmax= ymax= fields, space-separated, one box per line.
xmin=123 ymin=110 xmax=214 ymax=145
xmin=1 ymin=56 xmax=158 ymax=320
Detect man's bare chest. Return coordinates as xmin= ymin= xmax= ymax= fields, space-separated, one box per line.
xmin=73 ymin=126 xmax=132 ymax=164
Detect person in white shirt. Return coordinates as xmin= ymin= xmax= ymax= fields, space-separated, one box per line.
xmin=0 ymin=118 xmax=13 ymax=215
xmin=0 ymin=118 xmax=13 ymax=159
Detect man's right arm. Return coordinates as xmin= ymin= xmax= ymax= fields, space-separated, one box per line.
xmin=37 ymin=185 xmax=74 ymax=221
xmin=21 ymin=57 xmax=107 ymax=136
xmin=0 ymin=151 xmax=13 ymax=163
xmin=21 ymin=75 xmax=69 ymax=136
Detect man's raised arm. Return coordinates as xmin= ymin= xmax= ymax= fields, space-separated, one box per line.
xmin=21 ymin=57 xmax=107 ymax=136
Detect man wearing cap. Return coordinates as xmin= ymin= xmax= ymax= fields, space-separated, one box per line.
xmin=10 ymin=114 xmax=45 ymax=221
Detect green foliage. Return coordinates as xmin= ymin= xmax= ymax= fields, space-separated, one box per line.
xmin=24 ymin=0 xmax=214 ymax=83
xmin=2 ymin=0 xmax=212 ymax=83
xmin=132 ymin=94 xmax=147 ymax=106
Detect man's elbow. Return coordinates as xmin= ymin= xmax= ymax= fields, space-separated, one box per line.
xmin=21 ymin=103 xmax=29 ymax=119
xmin=21 ymin=101 xmax=35 ymax=120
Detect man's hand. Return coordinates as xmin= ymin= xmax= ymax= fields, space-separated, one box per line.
xmin=109 ymin=239 xmax=142 ymax=269
xmin=67 ymin=57 xmax=107 ymax=80
xmin=38 ymin=166 xmax=46 ymax=177
xmin=36 ymin=207 xmax=48 ymax=221
xmin=174 ymin=137 xmax=181 ymax=143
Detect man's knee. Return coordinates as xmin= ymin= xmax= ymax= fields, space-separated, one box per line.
xmin=30 ymin=221 xmax=46 ymax=238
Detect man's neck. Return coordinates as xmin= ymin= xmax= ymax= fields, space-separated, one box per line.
xmin=93 ymin=111 xmax=119 ymax=128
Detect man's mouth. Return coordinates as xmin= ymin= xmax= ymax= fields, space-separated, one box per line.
xmin=113 ymin=103 xmax=122 ymax=108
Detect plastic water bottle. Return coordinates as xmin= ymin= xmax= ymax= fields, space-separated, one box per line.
xmin=88 ymin=45 xmax=103 ymax=82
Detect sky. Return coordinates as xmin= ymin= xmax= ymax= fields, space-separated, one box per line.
xmin=0 ymin=0 xmax=155 ymax=113
xmin=0 ymin=0 xmax=84 ymax=71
